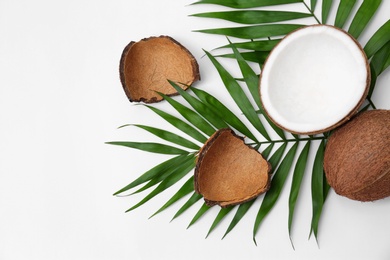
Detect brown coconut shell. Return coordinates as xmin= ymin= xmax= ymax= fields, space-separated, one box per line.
xmin=259 ymin=24 xmax=371 ymax=135
xmin=194 ymin=128 xmax=272 ymax=207
xmin=119 ymin=36 xmax=200 ymax=103
xmin=324 ymin=110 xmax=390 ymax=201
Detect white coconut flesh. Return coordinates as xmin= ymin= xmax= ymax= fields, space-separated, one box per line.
xmin=260 ymin=25 xmax=369 ymax=134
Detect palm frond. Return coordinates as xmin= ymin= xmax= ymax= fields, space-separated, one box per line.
xmin=110 ymin=0 xmax=390 ymax=245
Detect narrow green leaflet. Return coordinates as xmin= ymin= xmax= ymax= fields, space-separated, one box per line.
xmin=158 ymin=92 xmax=216 ymax=137
xmin=261 ymin=143 xmax=275 ymax=159
xmin=126 ymin=124 xmax=200 ymax=150
xmin=228 ymin=41 xmax=286 ymax=140
xmin=191 ymin=0 xmax=303 ymax=9
xmin=188 ymin=203 xmax=210 ymax=228
xmin=126 ymin=154 xmax=196 ymax=212
xmin=168 ymin=81 xmax=228 ymax=129
xmin=205 ymin=50 xmax=271 ymax=140
xmin=206 ymin=207 xmax=235 ymax=238
xmin=364 ymin=19 xmax=390 ymax=59
xmin=321 ymin=0 xmax=333 ymax=24
xmin=371 ymin=41 xmax=390 ymax=76
xmin=268 ymin=142 xmax=288 ymax=168
xmin=195 ymin=24 xmax=303 ymax=40
xmin=288 ymin=141 xmax=311 ymax=244
xmin=310 ymin=140 xmax=327 ymax=240
xmin=113 ymin=154 xmax=190 ymax=195
xmin=191 ymin=10 xmax=311 ymax=25
xmin=368 ymin=63 xmax=378 ymax=99
xmin=348 ymin=0 xmax=382 ymax=39
xmin=334 ymin=0 xmax=357 ymax=29
xmin=131 ymin=156 xmax=193 ymax=195
xmin=229 ymin=39 xmax=262 ymax=108
xmin=150 ymin=176 xmax=195 ymax=218
xmin=223 ymin=200 xmax=255 ymax=239
xmin=217 ymin=39 xmax=280 ymax=52
xmin=190 ymin=87 xmax=258 ymax=142
xmin=172 ymin=192 xmax=203 ymax=221
xmin=145 ymin=105 xmax=208 ymax=143
xmin=217 ymin=51 xmax=269 ymax=65
xmin=106 ymin=141 xmax=189 ymax=155
xmin=253 ymin=142 xmax=299 ymax=244
xmin=310 ymin=0 xmax=318 ymax=12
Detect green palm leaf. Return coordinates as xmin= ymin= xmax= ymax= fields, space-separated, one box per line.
xmin=253 ymin=142 xmax=298 ymax=244
xmin=216 ymin=51 xmax=269 ymax=64
xmin=217 ymin=39 xmax=280 ymax=52
xmin=158 ymin=92 xmax=216 ymax=137
xmin=321 ymin=0 xmax=333 ymax=24
xmin=288 ymin=141 xmax=311 ymax=245
xmin=191 ymin=10 xmax=311 ymax=25
xmin=335 ymin=0 xmax=357 ymax=29
xmin=206 ymin=207 xmax=235 ymax=238
xmin=106 ymin=141 xmax=189 ymax=155
xmin=188 ymin=203 xmax=210 ymax=228
xmin=190 ymin=87 xmax=259 ymax=142
xmin=168 ymin=81 xmax=229 ymax=129
xmin=113 ymin=154 xmax=190 ymax=196
xmin=172 ymin=192 xmax=203 ymax=221
xmin=195 ymin=24 xmax=303 ymax=39
xmin=145 ymin=105 xmax=208 ymax=143
xmin=348 ymin=0 xmax=382 ymax=39
xmin=227 ymin=42 xmax=286 ymax=140
xmin=150 ymin=176 xmax=195 ymax=218
xmin=309 ymin=140 xmax=327 ymax=241
xmin=191 ymin=0 xmax=303 ymax=9
xmin=126 ymin=154 xmax=195 ymax=212
xmin=371 ymin=41 xmax=390 ymax=76
xmin=310 ymin=0 xmax=318 ymax=12
xmin=120 ymin=124 xmax=200 ymax=150
xmin=205 ymin=50 xmax=271 ymax=140
xmin=364 ymin=19 xmax=390 ymax=59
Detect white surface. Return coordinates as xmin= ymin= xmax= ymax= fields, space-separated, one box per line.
xmin=261 ymin=25 xmax=368 ymax=133
xmin=0 ymin=1 xmax=389 ymax=260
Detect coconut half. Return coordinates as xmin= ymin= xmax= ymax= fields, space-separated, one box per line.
xmin=119 ymin=36 xmax=200 ymax=103
xmin=194 ymin=129 xmax=272 ymax=207
xmin=260 ymin=25 xmax=370 ymax=135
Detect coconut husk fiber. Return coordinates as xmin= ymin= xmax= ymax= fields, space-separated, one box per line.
xmin=324 ymin=109 xmax=390 ymax=201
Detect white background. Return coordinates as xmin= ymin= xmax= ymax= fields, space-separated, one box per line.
xmin=0 ymin=0 xmax=389 ymax=259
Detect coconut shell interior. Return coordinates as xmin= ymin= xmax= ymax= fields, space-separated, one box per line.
xmin=194 ymin=129 xmax=272 ymax=207
xmin=119 ymin=36 xmax=200 ymax=103
xmin=324 ymin=110 xmax=390 ymax=201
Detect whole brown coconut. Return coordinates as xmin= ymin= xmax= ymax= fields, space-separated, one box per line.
xmin=119 ymin=36 xmax=200 ymax=103
xmin=324 ymin=110 xmax=390 ymax=201
xmin=194 ymin=128 xmax=272 ymax=207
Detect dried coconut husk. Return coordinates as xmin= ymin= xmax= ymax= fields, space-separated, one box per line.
xmin=119 ymin=36 xmax=200 ymax=103
xmin=194 ymin=128 xmax=272 ymax=207
xmin=324 ymin=110 xmax=390 ymax=201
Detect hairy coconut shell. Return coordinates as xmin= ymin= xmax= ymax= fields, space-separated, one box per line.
xmin=194 ymin=128 xmax=272 ymax=207
xmin=119 ymin=36 xmax=200 ymax=103
xmin=324 ymin=110 xmax=390 ymax=201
